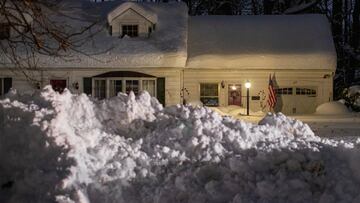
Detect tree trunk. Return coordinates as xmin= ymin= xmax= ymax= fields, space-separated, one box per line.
xmin=352 ymin=0 xmax=360 ymax=50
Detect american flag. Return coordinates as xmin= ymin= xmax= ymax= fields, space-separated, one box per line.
xmin=267 ymin=74 xmax=277 ymax=110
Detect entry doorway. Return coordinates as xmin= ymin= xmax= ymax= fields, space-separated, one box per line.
xmin=50 ymin=79 xmax=67 ymax=93
xmin=228 ymin=84 xmax=242 ymax=106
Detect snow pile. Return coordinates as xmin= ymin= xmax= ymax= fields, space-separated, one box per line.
xmin=1 ymin=87 xmax=360 ymax=203
xmin=315 ymin=101 xmax=351 ymax=115
xmin=213 ymin=105 xmax=266 ymax=117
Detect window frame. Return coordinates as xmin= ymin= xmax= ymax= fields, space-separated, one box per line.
xmin=295 ymin=87 xmax=317 ymax=96
xmin=199 ymin=83 xmax=220 ymax=107
xmin=275 ymin=87 xmax=293 ymax=96
xmin=93 ymin=78 xmax=107 ymax=99
xmin=92 ymin=77 xmax=157 ymax=99
xmin=121 ymin=24 xmax=139 ymax=38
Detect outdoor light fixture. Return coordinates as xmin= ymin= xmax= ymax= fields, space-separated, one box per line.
xmin=245 ymin=80 xmax=251 ymax=116
xmin=245 ymin=81 xmax=251 ymax=89
xmin=72 ymin=82 xmax=79 ymax=90
xmin=221 ymin=81 xmax=225 ymax=89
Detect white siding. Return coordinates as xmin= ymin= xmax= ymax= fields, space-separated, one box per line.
xmin=183 ymin=69 xmax=333 ymax=114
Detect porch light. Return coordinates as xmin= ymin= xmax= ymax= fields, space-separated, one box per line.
xmin=245 ymin=81 xmax=251 ymax=89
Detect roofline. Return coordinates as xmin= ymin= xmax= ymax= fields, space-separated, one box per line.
xmin=108 ymin=7 xmax=155 ymax=25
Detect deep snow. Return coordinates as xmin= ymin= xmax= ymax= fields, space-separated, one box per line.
xmin=1 ymin=87 xmax=360 ymax=203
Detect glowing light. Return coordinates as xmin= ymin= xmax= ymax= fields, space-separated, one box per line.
xmin=231 ymin=85 xmax=237 ymax=90
xmin=245 ymin=81 xmax=251 ymax=89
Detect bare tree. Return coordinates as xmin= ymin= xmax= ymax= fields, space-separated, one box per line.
xmin=0 ymin=0 xmax=99 ymax=85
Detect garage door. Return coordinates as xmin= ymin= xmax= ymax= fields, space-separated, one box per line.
xmin=275 ymin=87 xmax=317 ymax=115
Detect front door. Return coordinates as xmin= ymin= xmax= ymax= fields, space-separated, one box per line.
xmin=50 ymin=80 xmax=67 ymax=93
xmin=228 ymin=84 xmax=242 ymax=106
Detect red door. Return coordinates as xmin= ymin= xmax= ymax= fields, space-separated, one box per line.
xmin=228 ymin=84 xmax=242 ymax=106
xmin=50 ymin=80 xmax=67 ymax=93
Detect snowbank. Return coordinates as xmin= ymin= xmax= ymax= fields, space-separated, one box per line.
xmin=1 ymin=87 xmax=360 ymax=203
xmin=212 ymin=105 xmax=266 ymax=117
xmin=316 ymin=101 xmax=350 ymax=115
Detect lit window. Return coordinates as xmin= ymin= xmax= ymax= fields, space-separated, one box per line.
xmin=0 ymin=23 xmax=10 ymax=40
xmin=200 ymin=83 xmax=219 ymax=106
xmin=94 ymin=79 xmax=106 ymax=99
xmin=109 ymin=80 xmax=122 ymax=97
xmin=142 ymin=80 xmax=156 ymax=96
xmin=122 ymin=25 xmax=138 ymax=38
xmin=126 ymin=80 xmax=139 ymax=95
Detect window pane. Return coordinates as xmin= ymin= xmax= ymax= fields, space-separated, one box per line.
xmin=94 ymin=80 xmax=106 ymax=99
xmin=126 ymin=80 xmax=139 ymax=95
xmin=142 ymin=80 xmax=155 ymax=96
xmin=200 ymin=97 xmax=219 ymax=107
xmin=200 ymin=83 xmax=219 ymax=106
xmin=122 ymin=25 xmax=138 ymax=37
xmin=109 ymin=80 xmax=122 ymax=97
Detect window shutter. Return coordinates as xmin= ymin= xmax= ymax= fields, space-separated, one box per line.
xmin=156 ymin=77 xmax=165 ymax=106
xmin=3 ymin=78 xmax=12 ymax=94
xmin=83 ymin=77 xmax=92 ymax=95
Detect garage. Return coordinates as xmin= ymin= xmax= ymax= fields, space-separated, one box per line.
xmin=275 ymin=87 xmax=318 ymax=114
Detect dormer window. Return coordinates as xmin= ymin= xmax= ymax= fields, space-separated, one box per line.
xmin=122 ymin=25 xmax=138 ymax=38
xmin=0 ymin=23 xmax=10 ymax=40
xmin=107 ymin=2 xmax=158 ymax=38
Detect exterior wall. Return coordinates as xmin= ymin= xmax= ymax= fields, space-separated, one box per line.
xmin=183 ymin=69 xmax=334 ymax=114
xmin=0 ymin=68 xmax=182 ymax=106
xmin=0 ymin=67 xmax=335 ymax=114
xmin=109 ymin=9 xmax=154 ymax=37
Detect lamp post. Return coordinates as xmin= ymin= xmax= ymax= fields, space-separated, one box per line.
xmin=245 ymin=81 xmax=251 ymax=116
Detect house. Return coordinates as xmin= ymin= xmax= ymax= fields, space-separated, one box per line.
xmin=0 ymin=1 xmax=336 ymax=115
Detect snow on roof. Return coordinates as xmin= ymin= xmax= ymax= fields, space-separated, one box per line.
xmin=187 ymin=14 xmax=337 ymax=70
xmin=0 ymin=0 xmax=188 ymax=68
xmin=107 ymin=2 xmax=158 ymax=24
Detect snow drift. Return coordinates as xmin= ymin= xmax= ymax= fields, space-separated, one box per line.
xmin=0 ymin=87 xmax=360 ymax=203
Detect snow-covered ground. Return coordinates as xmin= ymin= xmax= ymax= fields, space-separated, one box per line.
xmin=212 ymin=103 xmax=360 ymax=138
xmin=1 ymin=87 xmax=360 ymax=203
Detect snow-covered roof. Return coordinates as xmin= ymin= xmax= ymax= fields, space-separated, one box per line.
xmin=187 ymin=14 xmax=337 ymax=70
xmin=107 ymin=2 xmax=158 ymax=24
xmin=0 ymin=0 xmax=188 ymax=68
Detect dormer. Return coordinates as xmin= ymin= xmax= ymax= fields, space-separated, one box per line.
xmin=107 ymin=2 xmax=157 ymax=38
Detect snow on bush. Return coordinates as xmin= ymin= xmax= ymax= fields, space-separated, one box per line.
xmin=341 ymin=85 xmax=360 ymax=112
xmin=0 ymin=86 xmax=360 ymax=203
xmin=315 ymin=101 xmax=351 ymax=115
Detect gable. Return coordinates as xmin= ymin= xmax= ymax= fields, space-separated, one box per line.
xmin=112 ymin=8 xmax=154 ymax=26
xmin=107 ymin=2 xmax=157 ymax=24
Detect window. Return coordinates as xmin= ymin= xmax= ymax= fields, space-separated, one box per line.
xmin=126 ymin=80 xmax=139 ymax=95
xmin=0 ymin=23 xmax=10 ymax=40
xmin=50 ymin=80 xmax=67 ymax=93
xmin=142 ymin=80 xmax=155 ymax=96
xmin=200 ymin=83 xmax=219 ymax=106
xmin=94 ymin=79 xmax=106 ymax=99
xmin=296 ymin=88 xmax=316 ymax=96
xmin=122 ymin=25 xmax=138 ymax=38
xmin=109 ymin=80 xmax=122 ymax=97
xmin=0 ymin=78 xmax=12 ymax=96
xmin=275 ymin=88 xmax=293 ymax=95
